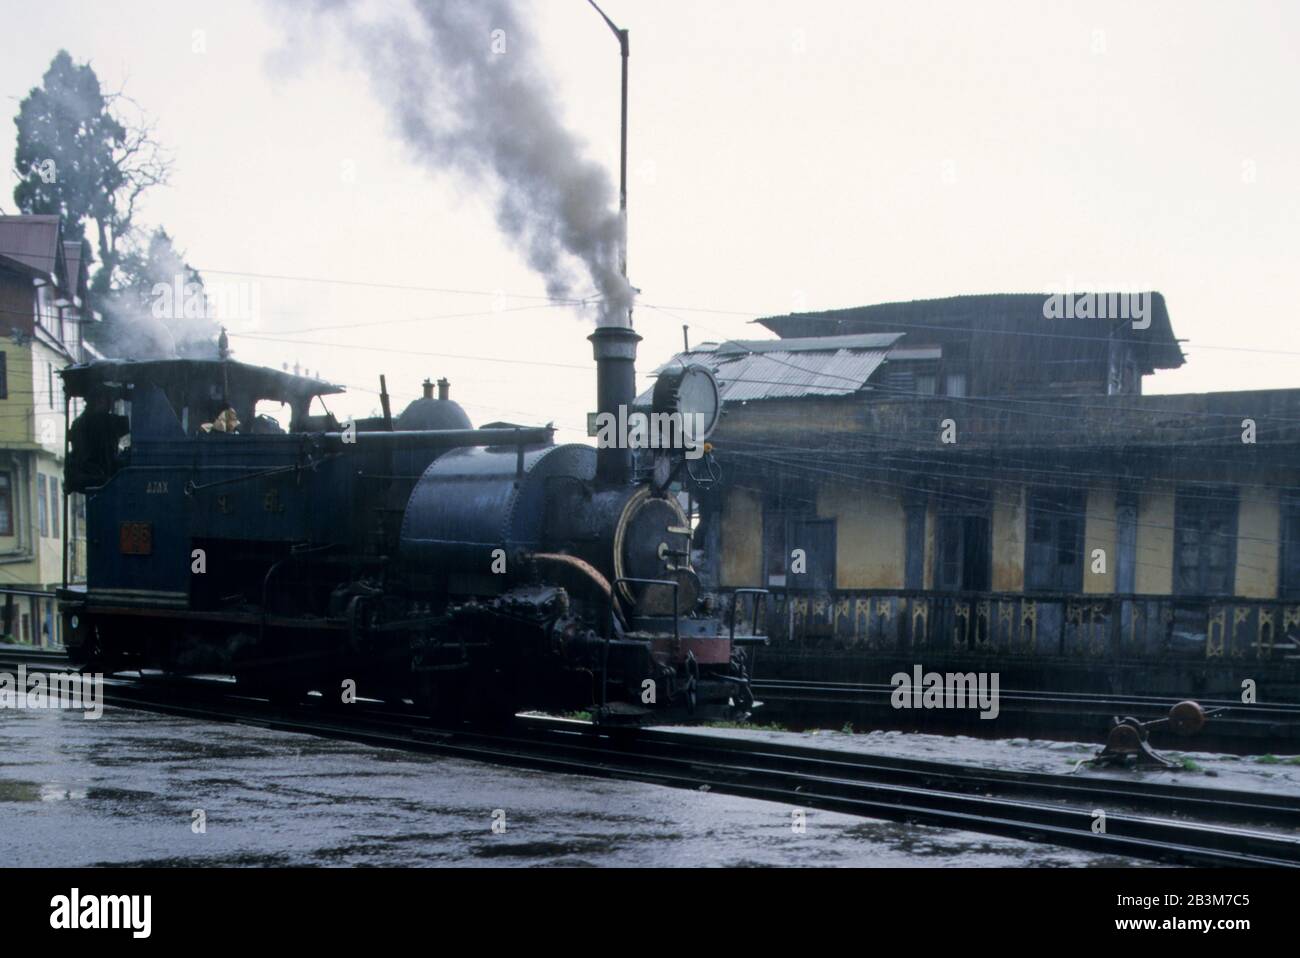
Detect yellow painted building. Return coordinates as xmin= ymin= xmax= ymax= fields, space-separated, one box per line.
xmin=0 ymin=215 xmax=95 ymax=646
xmin=714 ymin=477 xmax=1294 ymax=603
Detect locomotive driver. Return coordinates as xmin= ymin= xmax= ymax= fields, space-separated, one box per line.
xmin=66 ymin=392 xmax=130 ymax=492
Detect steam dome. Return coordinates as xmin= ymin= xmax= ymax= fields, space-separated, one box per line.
xmin=397 ymin=377 xmax=472 ymax=430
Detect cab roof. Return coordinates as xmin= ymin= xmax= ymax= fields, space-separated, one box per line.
xmin=59 ymin=358 xmax=343 ymax=404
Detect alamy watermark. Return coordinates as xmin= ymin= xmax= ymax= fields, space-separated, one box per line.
xmin=1042 ymin=291 xmax=1151 ymax=330
xmin=50 ymin=889 xmax=151 ymax=938
xmin=0 ymin=665 xmax=103 ymax=719
xmin=890 ymin=664 xmax=1000 ymax=720
xmin=151 ymin=275 xmax=261 ymax=322
xmin=590 ymin=404 xmax=708 ymax=460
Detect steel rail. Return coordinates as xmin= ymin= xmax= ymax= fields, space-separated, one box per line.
xmin=3 ymin=649 xmax=1298 ymax=867
xmin=754 ymin=678 xmax=1300 ymax=717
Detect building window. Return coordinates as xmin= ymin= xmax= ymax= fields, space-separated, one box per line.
xmin=1025 ymin=489 xmax=1085 ymax=592
xmin=881 ymin=363 xmax=937 ymax=396
xmin=763 ymin=509 xmax=836 ymax=590
xmin=0 ymin=473 xmax=11 ymax=536
xmin=787 ymin=517 xmax=836 ymax=591
xmin=1281 ymin=494 xmax=1300 ymax=599
xmin=934 ymin=506 xmax=991 ymax=591
xmin=51 ymin=479 xmax=60 ymax=539
xmin=0 ymin=352 xmax=7 ymax=399
xmin=762 ymin=508 xmax=790 ymax=587
xmin=945 ymin=371 xmax=968 ymax=397
xmin=1174 ymin=487 xmax=1238 ymax=596
xmin=38 ymin=474 xmax=48 ymax=537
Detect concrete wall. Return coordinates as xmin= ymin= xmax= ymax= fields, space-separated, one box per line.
xmin=991 ymin=483 xmax=1025 ymax=591
xmin=31 ymin=339 xmax=69 ymax=456
xmin=1236 ymin=486 xmax=1280 ymax=598
xmin=1083 ymin=483 xmax=1117 ymax=594
xmin=719 ymin=485 xmax=762 ymax=587
xmin=1134 ymin=488 xmax=1175 ymax=595
xmin=817 ymin=483 xmax=905 ymax=589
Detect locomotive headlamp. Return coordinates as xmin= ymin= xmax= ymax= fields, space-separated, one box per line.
xmin=651 ymin=363 xmax=721 ymax=446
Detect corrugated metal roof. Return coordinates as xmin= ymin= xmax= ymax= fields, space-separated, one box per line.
xmin=639 ymin=332 xmax=903 ymax=404
xmin=757 ymin=292 xmax=1184 ymax=371
xmin=714 ymin=346 xmax=892 ymax=401
xmin=715 ymin=333 xmax=902 ymax=355
xmin=0 ymin=214 xmax=61 ymax=278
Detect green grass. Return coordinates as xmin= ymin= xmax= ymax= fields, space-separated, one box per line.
xmin=1178 ymin=756 xmax=1205 ymax=773
xmin=705 ymin=719 xmax=788 ymax=732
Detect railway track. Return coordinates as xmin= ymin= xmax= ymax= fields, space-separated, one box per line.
xmin=4 ymin=646 xmax=1299 ymax=867
xmin=753 ymin=678 xmax=1300 ymax=742
xmin=755 ymin=677 xmax=1300 ymax=716
xmin=0 ymin=646 xmax=69 ymax=667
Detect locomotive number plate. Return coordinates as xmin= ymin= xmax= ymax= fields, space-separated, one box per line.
xmin=119 ymin=521 xmax=153 ymax=555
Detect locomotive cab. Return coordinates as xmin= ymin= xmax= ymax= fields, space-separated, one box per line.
xmin=57 ymin=358 xmax=355 ymax=671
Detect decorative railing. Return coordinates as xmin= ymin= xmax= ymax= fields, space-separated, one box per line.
xmin=715 ymin=588 xmax=1300 ymax=661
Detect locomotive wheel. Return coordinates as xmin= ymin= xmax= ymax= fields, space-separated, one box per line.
xmin=416 ymin=674 xmax=468 ymax=724
xmin=76 ymin=626 xmax=107 ymax=673
xmin=234 ymin=665 xmax=303 ymax=706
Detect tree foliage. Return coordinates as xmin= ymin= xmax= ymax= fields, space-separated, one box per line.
xmin=12 ymin=50 xmax=217 ymax=357
xmin=12 ymin=51 xmax=124 ymax=249
xmin=14 ymin=51 xmax=172 ymax=298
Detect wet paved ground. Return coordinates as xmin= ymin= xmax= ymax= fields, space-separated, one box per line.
xmin=0 ymin=705 xmax=1147 ymax=867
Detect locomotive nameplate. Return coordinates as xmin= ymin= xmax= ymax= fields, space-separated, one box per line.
xmin=119 ymin=521 xmax=153 ymax=556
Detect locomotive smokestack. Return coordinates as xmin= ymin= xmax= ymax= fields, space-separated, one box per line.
xmin=589 ymin=325 xmax=641 ymax=485
xmin=437 ymin=377 xmax=450 ymax=401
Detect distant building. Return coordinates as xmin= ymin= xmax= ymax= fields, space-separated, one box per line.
xmin=0 ymin=214 xmax=100 ymax=645
xmin=644 ymin=293 xmax=1300 ymax=666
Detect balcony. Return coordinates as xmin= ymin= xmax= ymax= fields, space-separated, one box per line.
xmin=719 ymin=587 xmax=1300 ymax=662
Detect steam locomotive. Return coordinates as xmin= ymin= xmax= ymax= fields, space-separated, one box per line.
xmin=56 ymin=327 xmax=765 ymax=722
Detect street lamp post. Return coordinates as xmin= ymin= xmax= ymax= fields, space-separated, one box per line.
xmin=586 ymin=0 xmax=631 ymax=325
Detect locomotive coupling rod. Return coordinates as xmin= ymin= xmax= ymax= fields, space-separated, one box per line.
xmin=323 ymin=426 xmax=554 ymax=449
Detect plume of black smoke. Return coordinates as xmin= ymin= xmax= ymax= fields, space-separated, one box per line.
xmin=292 ymin=0 xmax=633 ymax=326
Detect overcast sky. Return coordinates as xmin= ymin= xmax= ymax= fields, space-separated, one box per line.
xmin=2 ymin=0 xmax=1297 ymax=441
